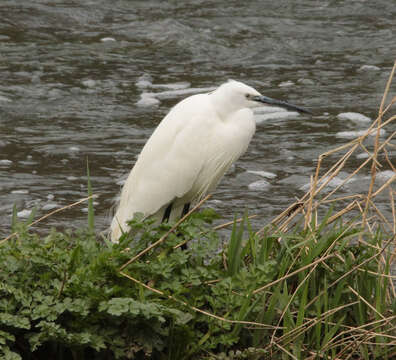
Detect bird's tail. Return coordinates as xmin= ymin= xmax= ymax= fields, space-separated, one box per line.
xmin=110 ymin=213 xmax=128 ymax=243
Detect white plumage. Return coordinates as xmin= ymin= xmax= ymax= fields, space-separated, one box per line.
xmin=111 ymin=80 xmax=309 ymax=242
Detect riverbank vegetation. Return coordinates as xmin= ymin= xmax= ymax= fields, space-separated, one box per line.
xmin=1 ymin=64 xmax=396 ymax=359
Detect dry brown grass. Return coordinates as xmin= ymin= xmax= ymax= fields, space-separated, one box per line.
xmin=263 ymin=61 xmax=396 ymax=252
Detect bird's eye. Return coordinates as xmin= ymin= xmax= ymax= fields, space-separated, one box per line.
xmin=245 ymin=94 xmax=251 ymax=99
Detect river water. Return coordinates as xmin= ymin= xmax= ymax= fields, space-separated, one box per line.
xmin=0 ymin=0 xmax=395 ymax=237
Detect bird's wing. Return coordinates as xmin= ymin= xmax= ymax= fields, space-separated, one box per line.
xmin=116 ymin=94 xmax=215 ymax=220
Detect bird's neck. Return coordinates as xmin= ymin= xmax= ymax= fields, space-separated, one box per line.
xmin=209 ymin=92 xmax=241 ymax=121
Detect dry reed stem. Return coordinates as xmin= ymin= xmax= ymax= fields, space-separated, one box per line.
xmin=119 ymin=195 xmax=211 ymax=271
xmin=305 ymin=155 xmax=323 ymax=229
xmin=326 ymin=329 xmax=380 ymax=358
xmin=304 ymin=236 xmax=394 ymax=311
xmin=390 ymin=187 xmax=396 ymax=273
xmin=212 ymin=214 xmax=258 ymax=231
xmin=307 ymin=351 xmax=342 ymax=360
xmin=347 ymin=285 xmax=385 ymax=319
xmin=283 ymin=102 xmax=396 ymax=233
xmin=273 ymin=342 xmax=298 ymax=360
xmin=278 ymin=126 xmax=395 ymax=232
xmin=334 ymin=323 xmax=396 ymax=346
xmin=384 ymin=147 xmax=396 ymax=173
xmin=322 ymin=316 xmax=396 ymax=352
xmin=362 ymin=61 xmax=394 ymax=237
xmin=325 ymin=200 xmax=359 ymax=225
xmin=0 ymin=194 xmax=98 ymax=245
xmin=373 ymin=174 xmax=396 ymax=197
xmin=336 ymin=317 xmax=395 ymax=360
xmin=261 ymin=62 xmax=396 ymax=240
xmin=359 ymin=142 xmax=382 ymax=167
xmin=313 ymin=316 xmax=396 ymax=344
xmin=357 ymin=267 xmax=396 ymax=279
xmin=379 ymin=61 xmax=396 ymax=115
xmin=269 ymin=144 xmax=359 ymax=232
xmin=339 ymin=335 xmax=373 ymax=360
xmin=269 ymin=261 xmax=324 ymax=345
xmin=268 ymin=302 xmax=359 ymax=352
xmin=367 ymin=199 xmax=393 ymax=232
xmin=269 ymin=224 xmax=355 ymax=345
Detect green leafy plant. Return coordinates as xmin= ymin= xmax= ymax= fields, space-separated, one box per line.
xmin=1 ymin=209 xmax=394 ymax=359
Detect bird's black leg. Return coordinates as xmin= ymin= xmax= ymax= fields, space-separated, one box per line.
xmin=179 ymin=203 xmax=191 ymax=250
xmin=182 ymin=203 xmax=190 ymax=217
xmin=162 ymin=202 xmax=173 ymax=222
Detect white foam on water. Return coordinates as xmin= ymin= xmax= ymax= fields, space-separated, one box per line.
xmin=136 ymin=93 xmax=161 ymax=107
xmin=136 ymin=75 xmax=153 ymax=89
xmin=208 ymin=199 xmax=223 ymax=205
xmin=136 ymin=79 xmax=152 ymax=88
xmin=69 ymin=146 xmax=80 ymax=152
xmin=67 ymin=176 xmax=78 ymax=181
xmin=150 ymin=82 xmax=190 ymax=90
xmin=248 ymin=179 xmax=270 ymax=190
xmin=101 ymin=37 xmax=116 ymax=42
xmin=377 ymin=170 xmax=395 ymax=181
xmin=81 ymin=79 xmax=96 ymax=88
xmin=358 ymin=65 xmax=380 ymax=72
xmin=337 ymin=112 xmax=371 ymax=123
xmin=297 ymin=78 xmax=315 ymax=85
xmin=254 ymin=106 xmax=287 ymax=114
xmin=17 ymin=209 xmax=32 ymax=218
xmin=81 ymin=202 xmax=99 ymax=213
xmin=0 ymin=159 xmax=12 ymax=166
xmin=300 ymin=175 xmax=355 ymax=191
xmin=11 ymin=189 xmax=29 ymax=194
xmin=356 ymin=153 xmax=369 ymax=159
xmin=149 ymin=86 xmax=216 ymax=100
xmin=42 ymin=203 xmax=59 ymax=211
xmin=279 ymin=80 xmax=294 ymax=87
xmin=19 ymin=160 xmax=38 ymax=166
xmin=0 ymin=95 xmax=12 ymax=102
xmin=256 ymin=111 xmax=300 ymax=124
xmin=336 ymin=129 xmax=386 ymax=139
xmin=247 ymin=170 xmax=277 ymax=179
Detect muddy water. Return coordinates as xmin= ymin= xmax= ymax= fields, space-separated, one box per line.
xmin=0 ymin=0 xmax=395 ymax=237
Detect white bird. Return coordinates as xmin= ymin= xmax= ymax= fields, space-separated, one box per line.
xmin=111 ymin=80 xmax=310 ymax=242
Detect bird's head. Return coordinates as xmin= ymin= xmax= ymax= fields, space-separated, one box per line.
xmin=211 ymin=80 xmax=311 ymax=115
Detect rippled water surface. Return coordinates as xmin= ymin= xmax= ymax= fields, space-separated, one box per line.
xmin=1 ymin=0 xmax=395 ymax=237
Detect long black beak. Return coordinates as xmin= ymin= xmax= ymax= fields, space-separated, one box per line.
xmin=253 ymin=95 xmax=311 ymax=114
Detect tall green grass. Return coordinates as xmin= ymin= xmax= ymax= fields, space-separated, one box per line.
xmin=1 ymin=204 xmax=394 ymax=359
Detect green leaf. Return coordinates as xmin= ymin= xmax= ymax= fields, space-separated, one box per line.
xmin=227 ymin=214 xmax=245 ymax=276
xmin=86 ymin=158 xmax=95 ymax=234
xmin=0 ymin=313 xmax=30 ymax=329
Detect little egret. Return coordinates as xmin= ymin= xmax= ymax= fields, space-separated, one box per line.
xmin=111 ymin=80 xmax=310 ymax=241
